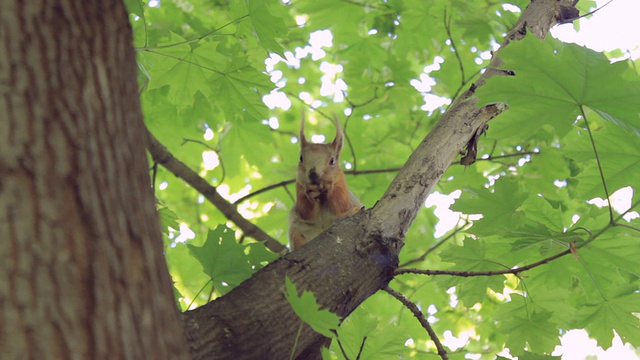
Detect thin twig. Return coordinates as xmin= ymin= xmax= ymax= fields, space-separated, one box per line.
xmin=146 ymin=127 xmax=287 ymax=254
xmin=150 ymin=161 xmax=158 ymax=193
xmin=343 ymin=113 xmax=358 ymax=172
xmin=181 ymin=138 xmax=226 ymax=186
xmin=399 ymin=219 xmax=468 ymax=267
xmin=136 ymin=14 xmax=250 ymax=50
xmin=233 ymin=179 xmax=296 ymax=204
xmin=444 ymin=8 xmax=465 ymax=86
xmin=383 ymin=286 xmax=448 ymax=360
xmin=142 ymin=48 xmax=226 ymax=75
xmin=235 ymin=150 xmax=537 ymax=203
xmin=568 ymin=0 xmax=614 ymax=22
xmin=396 ymin=249 xmax=571 ymax=277
xmin=616 ymin=199 xmax=640 ymax=221
xmin=348 ymin=167 xmax=402 ymax=176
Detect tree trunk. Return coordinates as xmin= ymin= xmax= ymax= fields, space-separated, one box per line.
xmin=0 ymin=2 xmax=190 ymax=359
xmin=0 ymin=0 xmax=579 ymax=359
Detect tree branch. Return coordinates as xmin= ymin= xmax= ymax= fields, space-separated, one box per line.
xmin=395 ymin=248 xmax=572 ymax=277
xmin=234 ymin=149 xmax=537 ymax=204
xmin=181 ymin=1 xmax=580 ymax=358
xmin=384 ymin=286 xmax=448 ymax=360
xmin=145 ymin=128 xmax=287 ymax=254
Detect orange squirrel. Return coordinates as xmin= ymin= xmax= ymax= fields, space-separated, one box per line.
xmin=288 ymin=116 xmax=362 ymax=251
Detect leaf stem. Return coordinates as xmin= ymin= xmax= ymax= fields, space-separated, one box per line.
xmin=181 ymin=138 xmax=227 ymax=186
xmin=289 ymin=320 xmax=304 ymax=360
xmin=146 ymin=128 xmax=286 ymax=254
xmin=580 ymin=107 xmax=614 ymax=223
xmin=384 ymin=286 xmax=449 ymax=360
xmin=141 ymin=49 xmax=226 ymax=75
xmin=137 ymin=14 xmax=250 ymax=50
xmin=186 ymin=278 xmax=213 ymax=310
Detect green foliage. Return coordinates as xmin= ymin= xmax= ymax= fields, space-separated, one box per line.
xmin=285 ymin=276 xmax=340 ymax=338
xmin=187 ymin=225 xmax=277 ymax=297
xmin=129 ymin=0 xmax=640 ymax=357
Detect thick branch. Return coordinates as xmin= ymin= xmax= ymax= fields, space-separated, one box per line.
xmin=368 ymin=102 xmax=505 ymax=244
xmin=181 ymin=1 xmax=578 ymax=358
xmin=367 ymin=0 xmax=578 ymax=243
xmin=145 ymin=128 xmax=287 ymax=254
xmin=182 ymin=211 xmax=397 ymax=359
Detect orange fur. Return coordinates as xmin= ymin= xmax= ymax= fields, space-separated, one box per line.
xmin=288 ymin=116 xmax=362 ymax=251
xmin=295 ymin=182 xmax=319 ymax=220
xmin=327 ymin=173 xmax=353 ymax=216
xmin=290 ymin=228 xmax=307 ymax=250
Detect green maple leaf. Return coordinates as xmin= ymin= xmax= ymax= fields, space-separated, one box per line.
xmin=507 ymin=224 xmax=572 ymax=255
xmin=144 ymin=32 xmax=213 ymax=110
xmin=247 ymin=0 xmax=287 ymax=54
xmin=438 ymin=239 xmax=507 ymax=305
xmin=244 ymin=242 xmax=279 ymax=268
xmin=499 ymin=310 xmax=560 ymax=355
xmin=477 ymin=36 xmax=640 ymax=140
xmin=187 ymin=225 xmax=253 ymax=295
xmin=518 ymin=195 xmax=564 ymax=231
xmin=517 ymin=352 xmax=561 ymax=360
xmin=339 ymin=37 xmax=388 ymax=71
xmin=209 ymin=62 xmax=271 ymax=122
xmin=158 ymin=206 xmax=179 ymax=236
xmin=332 ymin=301 xmax=408 ymax=359
xmin=563 ymin=124 xmax=640 ymax=198
xmin=285 ymin=276 xmax=340 ymax=338
xmin=579 ymin=227 xmax=640 ymax=282
xmin=124 ymin=0 xmax=144 ymax=17
xmin=452 ymin=177 xmax=529 ymax=235
xmin=577 ymin=286 xmax=640 ymax=347
xmin=296 ymin=0 xmax=363 ymax=42
xmin=165 ymin=243 xmax=210 ymax=309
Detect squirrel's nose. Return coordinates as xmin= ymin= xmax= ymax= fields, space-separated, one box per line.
xmin=308 ymin=170 xmax=319 ymax=185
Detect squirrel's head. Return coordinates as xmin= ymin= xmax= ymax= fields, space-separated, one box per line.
xmin=297 ymin=115 xmax=344 ymax=194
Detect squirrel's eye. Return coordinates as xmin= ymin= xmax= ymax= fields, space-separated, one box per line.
xmin=299 ymin=155 xmax=303 ymax=163
xmin=329 ymin=157 xmax=335 ymax=165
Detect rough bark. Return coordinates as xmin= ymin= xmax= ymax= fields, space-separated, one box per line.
xmin=181 ymin=0 xmax=578 ymax=358
xmin=0 ymin=2 xmax=189 ymax=359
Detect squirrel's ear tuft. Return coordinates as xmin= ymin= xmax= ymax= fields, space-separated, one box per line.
xmin=331 ymin=115 xmax=343 ymax=152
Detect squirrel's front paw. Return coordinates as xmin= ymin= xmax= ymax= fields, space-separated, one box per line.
xmin=306 ymin=188 xmax=321 ymax=201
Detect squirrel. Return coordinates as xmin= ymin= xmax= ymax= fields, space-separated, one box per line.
xmin=288 ymin=115 xmax=362 ymax=251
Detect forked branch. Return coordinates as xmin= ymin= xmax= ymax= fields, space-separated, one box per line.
xmin=145 ymin=128 xmax=287 ymax=254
